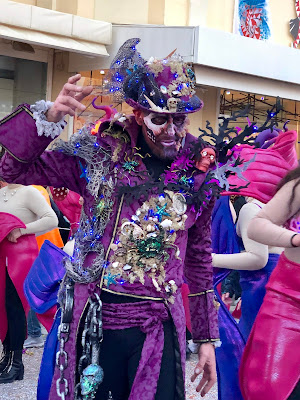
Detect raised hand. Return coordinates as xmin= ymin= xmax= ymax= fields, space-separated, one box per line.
xmin=47 ymin=74 xmax=93 ymax=123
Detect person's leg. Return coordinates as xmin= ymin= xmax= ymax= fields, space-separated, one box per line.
xmin=0 ymin=272 xmax=25 ymax=383
xmin=127 ymin=319 xmax=178 ymax=400
xmin=4 ymin=271 xmax=26 ymax=351
xmin=24 ymin=309 xmax=44 ymax=348
xmin=95 ymin=328 xmax=134 ymax=400
xmin=27 ymin=309 xmax=42 ymax=337
xmin=288 ymin=381 xmax=300 ymax=400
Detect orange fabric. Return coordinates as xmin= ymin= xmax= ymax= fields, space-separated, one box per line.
xmin=32 ymin=186 xmax=64 ymax=249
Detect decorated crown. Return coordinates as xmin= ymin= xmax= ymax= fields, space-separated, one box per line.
xmin=103 ymin=38 xmax=203 ymax=114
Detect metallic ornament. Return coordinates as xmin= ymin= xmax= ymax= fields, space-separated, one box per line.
xmin=80 ymin=364 xmax=104 ymax=399
xmin=172 ymin=193 xmax=187 ymax=215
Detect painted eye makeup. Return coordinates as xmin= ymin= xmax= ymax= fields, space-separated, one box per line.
xmin=173 ymin=117 xmax=186 ymax=126
xmin=151 ymin=116 xmax=168 ymax=125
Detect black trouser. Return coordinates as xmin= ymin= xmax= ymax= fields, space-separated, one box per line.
xmin=95 ymin=319 xmax=176 ymax=400
xmin=288 ymin=380 xmax=300 ymax=400
xmin=77 ymin=292 xmax=182 ymax=400
xmin=3 ymin=271 xmax=26 ymax=351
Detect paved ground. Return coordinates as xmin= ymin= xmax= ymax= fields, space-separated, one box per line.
xmin=0 ymin=348 xmax=218 ymax=400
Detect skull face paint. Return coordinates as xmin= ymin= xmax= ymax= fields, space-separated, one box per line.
xmin=196 ymin=147 xmax=216 ymax=172
xmin=140 ymin=112 xmax=188 ymax=160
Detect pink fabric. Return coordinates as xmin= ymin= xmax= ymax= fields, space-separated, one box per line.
xmin=0 ymin=212 xmax=38 ymax=341
xmin=181 ymin=283 xmax=192 ymax=332
xmin=239 ymin=252 xmax=300 ymax=400
xmin=224 ymin=130 xmax=298 ymax=202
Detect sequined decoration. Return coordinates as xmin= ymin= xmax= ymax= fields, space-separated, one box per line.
xmin=53 ymin=127 xmax=115 ymax=283
xmin=106 ymin=191 xmax=188 ymax=302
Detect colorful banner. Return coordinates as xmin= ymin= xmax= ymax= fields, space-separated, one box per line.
xmin=233 ymin=0 xmax=271 ymax=41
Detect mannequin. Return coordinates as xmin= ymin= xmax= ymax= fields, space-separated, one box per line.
xmin=240 ymin=167 xmax=300 ymax=400
xmin=212 ymin=129 xmax=298 ymax=400
xmin=0 ymin=182 xmax=58 ymax=383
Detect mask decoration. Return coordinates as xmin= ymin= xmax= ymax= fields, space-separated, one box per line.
xmin=141 ymin=112 xmax=188 ymax=158
xmin=196 ymin=148 xmax=216 ymax=172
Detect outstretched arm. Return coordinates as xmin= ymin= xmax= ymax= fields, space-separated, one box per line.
xmin=248 ymin=179 xmax=300 ymax=247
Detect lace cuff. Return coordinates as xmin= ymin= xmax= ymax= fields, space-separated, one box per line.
xmin=30 ymin=100 xmax=67 ymax=139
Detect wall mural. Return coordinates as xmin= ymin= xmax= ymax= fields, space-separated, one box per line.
xmin=290 ymin=1 xmax=300 ymax=48
xmin=233 ymin=0 xmax=271 ymax=40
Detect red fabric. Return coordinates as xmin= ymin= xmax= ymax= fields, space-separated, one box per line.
xmin=239 ymin=252 xmax=300 ymax=400
xmin=0 ymin=212 xmax=38 ymax=341
xmin=36 ymin=307 xmax=56 ymax=333
xmin=50 ymin=187 xmax=82 ymax=236
xmin=181 ymin=283 xmax=192 ymax=332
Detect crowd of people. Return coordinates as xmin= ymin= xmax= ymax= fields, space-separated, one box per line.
xmin=0 ymin=38 xmax=299 ymax=400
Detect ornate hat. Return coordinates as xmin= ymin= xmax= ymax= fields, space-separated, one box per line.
xmin=104 ymin=38 xmax=203 ymax=114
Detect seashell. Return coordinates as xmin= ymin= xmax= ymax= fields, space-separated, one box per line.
xmin=111 ymin=243 xmax=118 ymax=251
xmin=112 ymin=262 xmax=119 ymax=268
xmin=172 ymin=193 xmax=187 ymax=215
xmin=152 ymin=278 xmax=161 ymax=291
xmin=169 ymin=280 xmax=175 ymax=285
xmin=161 ymin=219 xmax=172 ymax=229
xmin=121 ymin=221 xmax=135 ymax=236
xmin=147 ymin=233 xmax=157 ymax=238
xmin=141 ymin=203 xmax=149 ymax=212
xmin=147 ymin=224 xmax=154 ymax=232
xmin=133 ymin=226 xmax=144 ymax=239
xmin=123 ymin=264 xmax=132 ymax=271
xmin=136 ymin=209 xmax=141 ymax=216
xmin=172 ymin=90 xmax=180 ymax=96
xmin=160 ymin=85 xmax=167 ymax=94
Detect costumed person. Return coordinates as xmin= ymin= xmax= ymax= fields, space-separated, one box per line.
xmin=240 ymin=165 xmax=300 ymax=400
xmin=0 ymin=182 xmax=58 ymax=384
xmin=0 ymin=38 xmax=260 ymax=400
xmin=211 ymin=127 xmax=298 ymax=400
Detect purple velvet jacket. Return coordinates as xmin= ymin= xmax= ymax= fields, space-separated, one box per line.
xmin=0 ymin=105 xmax=219 ymax=399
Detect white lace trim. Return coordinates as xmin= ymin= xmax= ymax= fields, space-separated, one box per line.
xmin=30 ymin=100 xmax=67 ymax=139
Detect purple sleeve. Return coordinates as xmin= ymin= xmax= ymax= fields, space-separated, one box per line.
xmin=184 ymin=198 xmax=220 ymax=342
xmin=0 ymin=109 xmax=86 ymax=195
xmin=0 ymin=150 xmax=85 ymax=195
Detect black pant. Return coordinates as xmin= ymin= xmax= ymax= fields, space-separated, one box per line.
xmin=95 ymin=319 xmax=177 ymax=400
xmin=3 ymin=271 xmax=26 ymax=351
xmin=288 ymin=381 xmax=300 ymax=400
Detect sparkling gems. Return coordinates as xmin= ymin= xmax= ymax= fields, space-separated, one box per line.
xmin=160 ymin=85 xmax=167 ymax=94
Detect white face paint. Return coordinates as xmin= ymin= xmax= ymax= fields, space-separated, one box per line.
xmin=140 ymin=112 xmax=188 ymax=160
